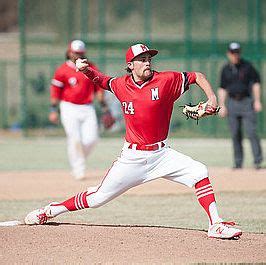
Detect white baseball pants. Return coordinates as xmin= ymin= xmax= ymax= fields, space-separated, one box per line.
xmin=86 ymin=141 xmax=208 ymax=208
xmin=60 ymin=101 xmax=98 ymax=178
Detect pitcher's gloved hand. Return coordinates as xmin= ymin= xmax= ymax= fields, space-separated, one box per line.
xmin=182 ymin=101 xmax=220 ymax=122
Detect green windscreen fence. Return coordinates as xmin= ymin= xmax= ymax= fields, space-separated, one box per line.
xmin=0 ymin=0 xmax=265 ymax=137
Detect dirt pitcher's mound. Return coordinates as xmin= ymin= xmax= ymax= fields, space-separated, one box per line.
xmin=1 ymin=224 xmax=265 ymax=264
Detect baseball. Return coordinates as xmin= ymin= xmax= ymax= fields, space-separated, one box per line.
xmin=75 ymin=58 xmax=88 ymax=71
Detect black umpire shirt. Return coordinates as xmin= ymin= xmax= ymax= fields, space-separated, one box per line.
xmin=220 ymin=59 xmax=260 ymax=100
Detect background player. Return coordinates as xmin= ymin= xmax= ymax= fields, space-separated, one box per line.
xmin=218 ymin=42 xmax=263 ymax=169
xmin=49 ymin=40 xmax=111 ymax=180
xmin=25 ymin=43 xmax=242 ymax=239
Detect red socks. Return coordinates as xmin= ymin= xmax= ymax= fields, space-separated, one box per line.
xmin=53 ymin=191 xmax=89 ymax=211
xmin=195 ymin=177 xmax=217 ymax=224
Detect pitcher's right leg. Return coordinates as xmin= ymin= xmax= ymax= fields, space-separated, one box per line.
xmin=25 ymin=155 xmax=146 ymax=225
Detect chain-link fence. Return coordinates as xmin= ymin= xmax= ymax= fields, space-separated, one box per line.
xmin=0 ymin=0 xmax=265 ymax=136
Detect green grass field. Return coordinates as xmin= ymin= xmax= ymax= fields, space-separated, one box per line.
xmin=0 ymin=137 xmax=265 ymax=233
xmin=0 ymin=137 xmax=265 ymax=171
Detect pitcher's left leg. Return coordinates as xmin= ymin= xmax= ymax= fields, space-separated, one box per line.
xmin=158 ymin=148 xmax=242 ymax=239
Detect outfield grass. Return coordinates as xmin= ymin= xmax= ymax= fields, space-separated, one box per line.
xmin=0 ymin=137 xmax=265 ymax=171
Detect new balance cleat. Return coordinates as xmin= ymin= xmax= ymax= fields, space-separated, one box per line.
xmin=208 ymin=221 xmax=242 ymax=239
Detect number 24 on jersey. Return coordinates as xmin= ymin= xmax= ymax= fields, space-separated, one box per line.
xmin=122 ymin=101 xmax=135 ymax=115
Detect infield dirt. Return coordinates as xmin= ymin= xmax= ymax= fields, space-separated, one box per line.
xmin=0 ymin=167 xmax=265 ymax=264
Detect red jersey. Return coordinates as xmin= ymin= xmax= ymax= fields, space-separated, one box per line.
xmin=50 ymin=60 xmax=101 ymax=104
xmin=109 ymin=71 xmax=196 ymax=145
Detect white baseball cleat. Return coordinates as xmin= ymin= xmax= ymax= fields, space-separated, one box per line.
xmin=71 ymin=170 xmax=86 ymax=181
xmin=24 ymin=203 xmax=56 ymax=225
xmin=208 ymin=221 xmax=242 ymax=239
xmin=73 ymin=173 xmax=86 ymax=181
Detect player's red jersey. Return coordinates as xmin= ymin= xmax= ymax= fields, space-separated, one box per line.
xmin=50 ymin=60 xmax=101 ymax=104
xmin=109 ymin=71 xmax=196 ymax=145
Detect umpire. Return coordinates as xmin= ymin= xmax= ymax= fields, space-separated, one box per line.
xmin=218 ymin=42 xmax=263 ymax=169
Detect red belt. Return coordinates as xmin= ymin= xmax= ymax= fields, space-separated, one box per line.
xmin=128 ymin=142 xmax=165 ymax=151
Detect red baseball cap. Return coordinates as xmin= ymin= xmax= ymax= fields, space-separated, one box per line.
xmin=68 ymin=40 xmax=86 ymax=54
xmin=126 ymin=43 xmax=158 ymax=63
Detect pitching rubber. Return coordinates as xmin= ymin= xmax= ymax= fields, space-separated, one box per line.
xmin=0 ymin=220 xmax=24 ymax=227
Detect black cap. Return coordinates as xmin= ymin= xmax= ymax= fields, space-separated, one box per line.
xmin=228 ymin=42 xmax=241 ymax=53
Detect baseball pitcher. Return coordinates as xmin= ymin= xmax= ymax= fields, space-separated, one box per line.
xmin=25 ymin=43 xmax=242 ymax=239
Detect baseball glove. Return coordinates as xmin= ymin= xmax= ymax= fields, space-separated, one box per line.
xmin=101 ymin=110 xmax=116 ymax=129
xmin=182 ymin=101 xmax=220 ymax=122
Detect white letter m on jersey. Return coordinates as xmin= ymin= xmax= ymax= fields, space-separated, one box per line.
xmin=151 ymin=87 xmax=159 ymax=101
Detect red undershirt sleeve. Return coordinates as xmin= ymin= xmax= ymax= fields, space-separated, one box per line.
xmin=83 ymin=67 xmax=112 ymax=91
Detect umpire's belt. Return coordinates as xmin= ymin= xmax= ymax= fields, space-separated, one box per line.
xmin=229 ymin=94 xmax=249 ymax=101
xmin=124 ymin=140 xmax=167 ymax=151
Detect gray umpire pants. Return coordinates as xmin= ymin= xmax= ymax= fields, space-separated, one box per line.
xmin=227 ymin=97 xmax=263 ymax=167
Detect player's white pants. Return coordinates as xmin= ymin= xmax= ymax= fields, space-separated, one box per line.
xmin=60 ymin=101 xmax=98 ymax=178
xmin=86 ymin=141 xmax=208 ymax=208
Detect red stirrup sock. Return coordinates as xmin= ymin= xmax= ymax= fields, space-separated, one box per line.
xmin=195 ymin=177 xmax=221 ymax=225
xmin=49 ymin=191 xmax=89 ymax=217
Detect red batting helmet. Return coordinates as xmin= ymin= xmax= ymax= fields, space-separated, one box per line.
xmin=68 ymin=40 xmax=86 ymax=54
xmin=126 ymin=43 xmax=158 ymax=63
